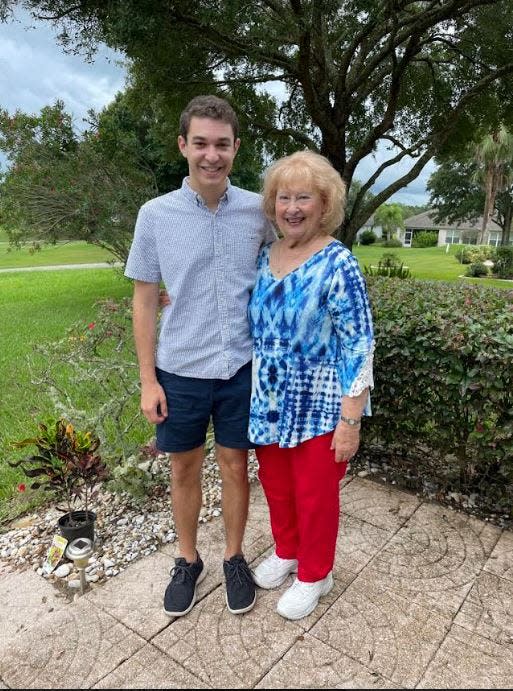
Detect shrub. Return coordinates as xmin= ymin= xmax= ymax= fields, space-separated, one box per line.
xmin=359 ymin=229 xmax=377 ymax=245
xmin=361 ymin=278 xmax=513 ymax=514
xmin=364 ymin=263 xmax=411 ymax=279
xmin=364 ymin=252 xmax=411 ymax=279
xmin=454 ymin=247 xmax=472 ymax=264
xmin=494 ymin=246 xmax=513 ymax=279
xmin=29 ymin=298 xmax=146 ymax=476
xmin=455 ymin=245 xmax=496 ymax=265
xmin=382 ymin=237 xmax=403 ymax=247
xmin=379 ymin=252 xmax=400 ymax=267
xmin=412 ymin=231 xmax=438 ymax=248
xmin=466 ymin=262 xmax=489 ymax=277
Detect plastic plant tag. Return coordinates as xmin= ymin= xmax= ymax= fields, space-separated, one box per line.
xmin=42 ymin=534 xmax=68 ymax=574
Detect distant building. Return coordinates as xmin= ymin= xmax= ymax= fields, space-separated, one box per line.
xmin=355 ymin=215 xmax=383 ymax=240
xmin=400 ymin=210 xmax=504 ymax=247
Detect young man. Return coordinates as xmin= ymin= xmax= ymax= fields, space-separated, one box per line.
xmin=124 ymin=95 xmax=276 ymax=617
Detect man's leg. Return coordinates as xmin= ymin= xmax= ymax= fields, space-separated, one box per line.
xmin=170 ymin=445 xmax=204 ymax=563
xmin=216 ymin=443 xmax=255 ymax=614
xmin=212 ymin=362 xmax=255 ymax=614
xmin=155 ymin=368 xmax=211 ymax=617
xmin=216 ymin=444 xmax=249 ymax=560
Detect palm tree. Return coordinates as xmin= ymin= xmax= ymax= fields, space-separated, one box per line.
xmin=474 ymin=126 xmax=513 ymax=245
xmin=374 ymin=203 xmax=404 ymax=241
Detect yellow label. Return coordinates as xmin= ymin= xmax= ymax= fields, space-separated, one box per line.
xmin=42 ymin=534 xmax=68 ymax=574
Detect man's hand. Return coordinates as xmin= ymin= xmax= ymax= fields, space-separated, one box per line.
xmin=330 ymin=421 xmax=360 ymax=463
xmin=140 ymin=381 xmax=168 ymax=424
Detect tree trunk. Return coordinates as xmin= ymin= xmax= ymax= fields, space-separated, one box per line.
xmin=478 ymin=168 xmax=494 ymax=245
xmin=501 ymin=198 xmax=513 ymax=246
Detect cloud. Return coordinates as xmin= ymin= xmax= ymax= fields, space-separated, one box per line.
xmin=0 ymin=10 xmax=125 ymax=131
xmin=354 ymin=145 xmax=436 ymax=206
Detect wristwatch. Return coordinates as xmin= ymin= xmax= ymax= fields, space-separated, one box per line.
xmin=340 ymin=414 xmax=361 ymax=427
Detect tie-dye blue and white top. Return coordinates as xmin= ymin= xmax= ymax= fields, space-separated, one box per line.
xmin=248 ymin=240 xmax=375 ymax=448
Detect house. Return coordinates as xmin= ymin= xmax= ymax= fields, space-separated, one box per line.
xmin=400 ymin=210 xmax=504 ymax=247
xmin=355 ymin=214 xmax=383 ymax=240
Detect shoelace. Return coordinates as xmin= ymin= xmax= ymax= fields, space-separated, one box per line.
xmin=169 ymin=562 xmax=195 ymax=585
xmin=225 ymin=559 xmax=254 ymax=586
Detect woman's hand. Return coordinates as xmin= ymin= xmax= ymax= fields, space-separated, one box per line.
xmin=158 ymin=289 xmax=171 ymax=308
xmin=330 ymin=420 xmax=361 ymax=462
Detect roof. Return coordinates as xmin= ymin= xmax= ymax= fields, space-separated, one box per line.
xmin=403 ymin=210 xmax=501 ymax=232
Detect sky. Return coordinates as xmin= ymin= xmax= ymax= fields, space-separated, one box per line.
xmin=0 ymin=10 xmax=432 ymax=206
xmin=0 ymin=9 xmax=126 ymax=168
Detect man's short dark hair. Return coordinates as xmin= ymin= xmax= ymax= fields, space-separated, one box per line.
xmin=179 ymin=95 xmax=239 ymax=140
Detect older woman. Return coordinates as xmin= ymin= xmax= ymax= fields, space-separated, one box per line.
xmin=249 ymin=150 xmax=375 ymax=620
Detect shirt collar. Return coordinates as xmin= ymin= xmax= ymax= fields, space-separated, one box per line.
xmin=181 ymin=177 xmax=231 ymax=207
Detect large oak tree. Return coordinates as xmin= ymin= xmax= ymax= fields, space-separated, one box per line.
xmin=3 ymin=0 xmax=513 ymax=246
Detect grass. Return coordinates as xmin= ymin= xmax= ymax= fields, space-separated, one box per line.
xmin=352 ymin=243 xmax=513 ymax=289
xmin=0 ymin=240 xmax=116 ymax=269
xmin=0 ymin=268 xmax=134 ymax=523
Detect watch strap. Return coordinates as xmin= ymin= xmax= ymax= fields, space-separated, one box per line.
xmin=340 ymin=414 xmax=361 ymax=427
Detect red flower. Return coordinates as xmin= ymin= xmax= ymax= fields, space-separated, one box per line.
xmin=87 ymin=322 xmax=95 ymax=330
xmin=18 ymin=483 xmax=26 ymax=492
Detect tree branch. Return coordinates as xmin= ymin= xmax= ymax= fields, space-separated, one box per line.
xmin=168 ymin=7 xmax=296 ymax=73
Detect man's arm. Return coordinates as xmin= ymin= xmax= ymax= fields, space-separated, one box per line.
xmin=133 ymin=280 xmax=168 ymax=424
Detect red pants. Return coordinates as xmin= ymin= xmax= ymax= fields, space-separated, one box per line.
xmin=256 ymin=432 xmax=348 ymax=582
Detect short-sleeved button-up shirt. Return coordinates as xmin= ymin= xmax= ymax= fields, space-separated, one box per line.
xmin=125 ymin=178 xmax=276 ymax=379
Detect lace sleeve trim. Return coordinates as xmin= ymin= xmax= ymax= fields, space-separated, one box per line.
xmin=348 ymin=346 xmax=374 ymax=397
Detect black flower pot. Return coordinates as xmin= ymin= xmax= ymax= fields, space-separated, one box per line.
xmin=57 ymin=510 xmax=96 ymax=543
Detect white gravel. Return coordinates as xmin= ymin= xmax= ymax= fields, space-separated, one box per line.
xmin=0 ymin=450 xmax=259 ymax=594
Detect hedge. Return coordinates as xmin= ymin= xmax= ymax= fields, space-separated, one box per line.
xmin=360 ymin=277 xmax=513 ymax=518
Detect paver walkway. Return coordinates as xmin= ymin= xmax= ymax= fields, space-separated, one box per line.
xmin=1 ymin=476 xmax=513 ymax=689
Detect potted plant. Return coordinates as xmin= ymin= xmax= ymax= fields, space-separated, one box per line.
xmin=9 ymin=417 xmax=109 ymax=542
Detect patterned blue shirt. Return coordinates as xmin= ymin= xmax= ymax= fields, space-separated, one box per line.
xmin=248 ymin=240 xmax=375 ymax=447
xmin=125 ymin=178 xmax=276 ymax=379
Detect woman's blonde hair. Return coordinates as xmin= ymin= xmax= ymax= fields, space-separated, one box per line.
xmin=262 ymin=150 xmax=346 ymax=235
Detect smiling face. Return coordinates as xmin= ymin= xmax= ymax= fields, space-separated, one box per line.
xmin=274 ymin=186 xmax=326 ymax=244
xmin=178 ymin=116 xmax=240 ymax=199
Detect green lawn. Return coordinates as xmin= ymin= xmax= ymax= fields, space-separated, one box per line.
xmin=0 ymin=269 xmax=133 ymax=522
xmin=352 ymin=244 xmax=512 ymax=289
xmin=0 ymin=240 xmax=116 ymax=269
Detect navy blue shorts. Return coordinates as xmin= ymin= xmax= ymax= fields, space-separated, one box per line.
xmin=155 ymin=361 xmax=253 ymax=453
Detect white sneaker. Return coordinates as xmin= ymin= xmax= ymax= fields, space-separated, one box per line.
xmin=276 ymin=572 xmax=334 ymax=620
xmin=253 ymin=552 xmax=298 ymax=589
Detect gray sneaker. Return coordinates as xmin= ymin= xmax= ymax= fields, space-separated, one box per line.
xmin=164 ymin=554 xmax=206 ymax=616
xmin=223 ymin=554 xmax=256 ymax=614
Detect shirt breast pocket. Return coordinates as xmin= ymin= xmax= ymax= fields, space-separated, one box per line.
xmin=225 ymin=230 xmax=263 ymax=273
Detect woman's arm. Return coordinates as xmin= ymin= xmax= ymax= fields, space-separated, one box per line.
xmin=330 ymin=388 xmax=369 ymax=462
